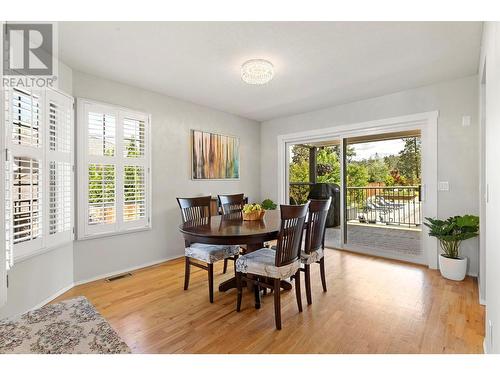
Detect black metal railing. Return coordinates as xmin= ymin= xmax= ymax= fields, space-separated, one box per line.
xmin=289 ymin=183 xmax=421 ymax=227
xmin=346 ymin=186 xmax=421 ymax=227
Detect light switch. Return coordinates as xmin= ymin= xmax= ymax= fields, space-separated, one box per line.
xmin=438 ymin=181 xmax=450 ymax=191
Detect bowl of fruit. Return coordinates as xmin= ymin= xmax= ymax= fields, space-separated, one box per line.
xmin=242 ymin=203 xmax=265 ymax=221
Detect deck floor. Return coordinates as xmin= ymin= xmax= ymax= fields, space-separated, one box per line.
xmin=326 ymin=224 xmax=422 ymax=260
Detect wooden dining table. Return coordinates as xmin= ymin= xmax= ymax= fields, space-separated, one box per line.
xmin=179 ymin=209 xmax=292 ymax=292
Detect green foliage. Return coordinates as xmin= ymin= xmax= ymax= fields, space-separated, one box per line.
xmin=365 ymin=158 xmax=389 ymax=183
xmin=288 ymin=138 xmax=421 ymax=204
xmin=346 ymin=163 xmax=369 ymax=187
xmin=261 ymin=199 xmax=277 ymax=210
xmin=316 ymin=147 xmax=341 ymax=184
xmin=424 ymin=215 xmax=479 ymax=259
xmin=397 ymin=137 xmax=421 ymax=185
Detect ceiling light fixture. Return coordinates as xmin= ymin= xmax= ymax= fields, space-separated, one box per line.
xmin=241 ymin=59 xmax=274 ymax=85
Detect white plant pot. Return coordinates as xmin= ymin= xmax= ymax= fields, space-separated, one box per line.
xmin=439 ymin=254 xmax=467 ymax=281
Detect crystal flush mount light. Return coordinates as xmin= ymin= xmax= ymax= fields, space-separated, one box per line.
xmin=241 ymin=59 xmax=274 ymax=85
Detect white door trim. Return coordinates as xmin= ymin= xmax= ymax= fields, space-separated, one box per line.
xmin=277 ymin=110 xmax=439 ymax=269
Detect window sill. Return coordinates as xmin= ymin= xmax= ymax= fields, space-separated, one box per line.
xmin=76 ymin=225 xmax=152 ymax=242
xmin=13 ymin=241 xmax=73 ymax=265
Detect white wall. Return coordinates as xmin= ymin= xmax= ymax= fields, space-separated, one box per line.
xmin=72 ymin=71 xmax=261 ymax=283
xmin=0 ymin=61 xmax=75 ymax=319
xmin=261 ymin=75 xmax=480 ymax=275
xmin=480 ymin=21 xmax=500 ymax=354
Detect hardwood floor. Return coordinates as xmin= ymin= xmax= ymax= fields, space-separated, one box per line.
xmin=53 ymin=249 xmax=485 ymax=353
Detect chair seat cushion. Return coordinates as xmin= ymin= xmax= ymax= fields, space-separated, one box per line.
xmin=185 ymin=243 xmax=240 ymax=264
xmin=300 ymin=248 xmax=324 ymax=264
xmin=235 ymin=248 xmax=300 ymax=279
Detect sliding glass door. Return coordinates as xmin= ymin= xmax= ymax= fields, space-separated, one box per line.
xmin=287 ymin=130 xmax=424 ymax=263
xmin=288 ymin=140 xmax=342 ymax=248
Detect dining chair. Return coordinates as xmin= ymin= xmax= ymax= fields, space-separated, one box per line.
xmin=301 ymin=197 xmax=332 ymax=305
xmin=218 ymin=193 xmax=245 ymax=214
xmin=218 ymin=193 xmax=246 ymax=273
xmin=177 ymin=196 xmax=240 ymax=303
xmin=235 ymin=203 xmax=309 ymax=330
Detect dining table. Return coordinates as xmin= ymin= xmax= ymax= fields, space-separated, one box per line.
xmin=178 ymin=209 xmax=293 ymax=292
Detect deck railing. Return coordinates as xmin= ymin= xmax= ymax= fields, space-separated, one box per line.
xmin=289 ymin=183 xmax=421 ymax=227
xmin=347 ymin=186 xmax=421 ymax=227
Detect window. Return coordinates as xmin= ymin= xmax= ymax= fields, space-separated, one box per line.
xmin=4 ymin=87 xmax=74 ymax=262
xmin=77 ymin=99 xmax=151 ymax=238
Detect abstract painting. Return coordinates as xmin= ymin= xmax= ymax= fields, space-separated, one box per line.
xmin=191 ymin=130 xmax=240 ymax=179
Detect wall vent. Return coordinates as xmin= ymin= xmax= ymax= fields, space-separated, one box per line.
xmin=105 ymin=272 xmax=133 ymax=282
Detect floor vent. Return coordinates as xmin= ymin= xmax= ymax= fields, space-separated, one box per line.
xmin=105 ymin=272 xmax=133 ymax=282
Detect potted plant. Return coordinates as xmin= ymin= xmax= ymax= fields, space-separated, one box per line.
xmin=424 ymin=215 xmax=479 ymax=281
xmin=261 ymin=199 xmax=277 ymax=210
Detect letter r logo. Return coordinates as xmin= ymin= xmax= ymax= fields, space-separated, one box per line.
xmin=3 ymin=23 xmax=53 ymax=76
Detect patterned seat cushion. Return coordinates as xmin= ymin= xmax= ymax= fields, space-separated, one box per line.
xmin=300 ymin=247 xmax=324 ymax=264
xmin=236 ymin=248 xmax=300 ymax=279
xmin=185 ymin=243 xmax=240 ymax=264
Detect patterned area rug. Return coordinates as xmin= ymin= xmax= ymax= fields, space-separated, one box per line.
xmin=0 ymin=296 xmax=131 ymax=354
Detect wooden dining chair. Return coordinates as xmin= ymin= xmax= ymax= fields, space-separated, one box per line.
xmin=235 ymin=203 xmax=309 ymax=330
xmin=218 ymin=193 xmax=246 ymax=273
xmin=301 ymin=198 xmax=332 ymax=305
xmin=177 ymin=196 xmax=240 ymax=303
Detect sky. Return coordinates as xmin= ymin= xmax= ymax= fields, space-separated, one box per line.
xmin=351 ymin=139 xmax=405 ymax=161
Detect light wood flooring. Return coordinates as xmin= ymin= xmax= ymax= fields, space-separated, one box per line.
xmin=53 ymin=249 xmax=485 ymax=353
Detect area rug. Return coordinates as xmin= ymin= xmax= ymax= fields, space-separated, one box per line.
xmin=0 ymin=296 xmax=131 ymax=354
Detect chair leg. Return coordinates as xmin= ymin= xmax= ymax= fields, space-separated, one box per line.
xmin=319 ymin=257 xmax=327 ymax=292
xmin=273 ymin=279 xmax=282 ymax=330
xmin=295 ymin=270 xmax=303 ymax=312
xmin=184 ymin=257 xmax=190 ymax=290
xmin=305 ymin=264 xmax=312 ymax=305
xmin=233 ymin=254 xmax=239 ymax=276
xmin=223 ymin=259 xmax=228 ymax=274
xmin=254 ymin=281 xmax=261 ymax=309
xmin=236 ymin=272 xmax=243 ymax=312
xmin=208 ymin=263 xmax=214 ymax=303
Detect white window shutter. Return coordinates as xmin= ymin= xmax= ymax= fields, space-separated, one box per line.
xmin=4 ymin=149 xmax=13 ymax=271
xmin=3 ymin=87 xmax=73 ymax=265
xmin=77 ymin=99 xmax=151 ymax=238
xmin=44 ymin=89 xmax=74 ymax=248
xmin=6 ymin=87 xmax=45 ymax=260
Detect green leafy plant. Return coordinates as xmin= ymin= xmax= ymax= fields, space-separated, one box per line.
xmin=424 ymin=215 xmax=479 ymax=259
xmin=261 ymin=199 xmax=277 ymax=210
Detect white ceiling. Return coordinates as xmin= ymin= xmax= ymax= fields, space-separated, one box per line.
xmin=59 ymin=22 xmax=482 ymax=122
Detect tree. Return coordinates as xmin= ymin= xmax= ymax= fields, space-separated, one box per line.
xmin=397 ymin=137 xmax=421 ymax=185
xmin=316 ymin=146 xmax=341 ymax=184
xmin=347 ymin=163 xmax=369 ymax=187
xmin=366 ymin=158 xmax=389 ymax=183
xmin=291 ymin=144 xmax=310 ymax=164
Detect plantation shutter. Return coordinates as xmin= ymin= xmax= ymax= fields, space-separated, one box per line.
xmin=45 ymin=89 xmax=74 ymax=247
xmin=121 ymin=112 xmax=148 ymax=229
xmin=3 ymin=87 xmax=73 ymax=266
xmin=5 ymin=88 xmax=44 ymax=259
xmin=78 ymin=100 xmax=150 ymax=238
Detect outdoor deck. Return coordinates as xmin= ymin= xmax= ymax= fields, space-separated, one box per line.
xmin=325 ymin=223 xmax=422 ymax=262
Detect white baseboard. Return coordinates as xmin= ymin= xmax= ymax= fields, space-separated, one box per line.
xmin=73 ymin=255 xmax=182 ymax=286
xmin=27 ymin=282 xmax=75 ymax=313
xmin=12 ymin=255 xmax=183 ymax=317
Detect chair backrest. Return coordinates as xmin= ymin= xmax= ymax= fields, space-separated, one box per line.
xmin=218 ymin=193 xmax=245 ymax=215
xmin=176 ymin=196 xmax=211 ymax=223
xmin=275 ymin=203 xmax=309 ymax=267
xmin=304 ymin=198 xmax=332 ymax=254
